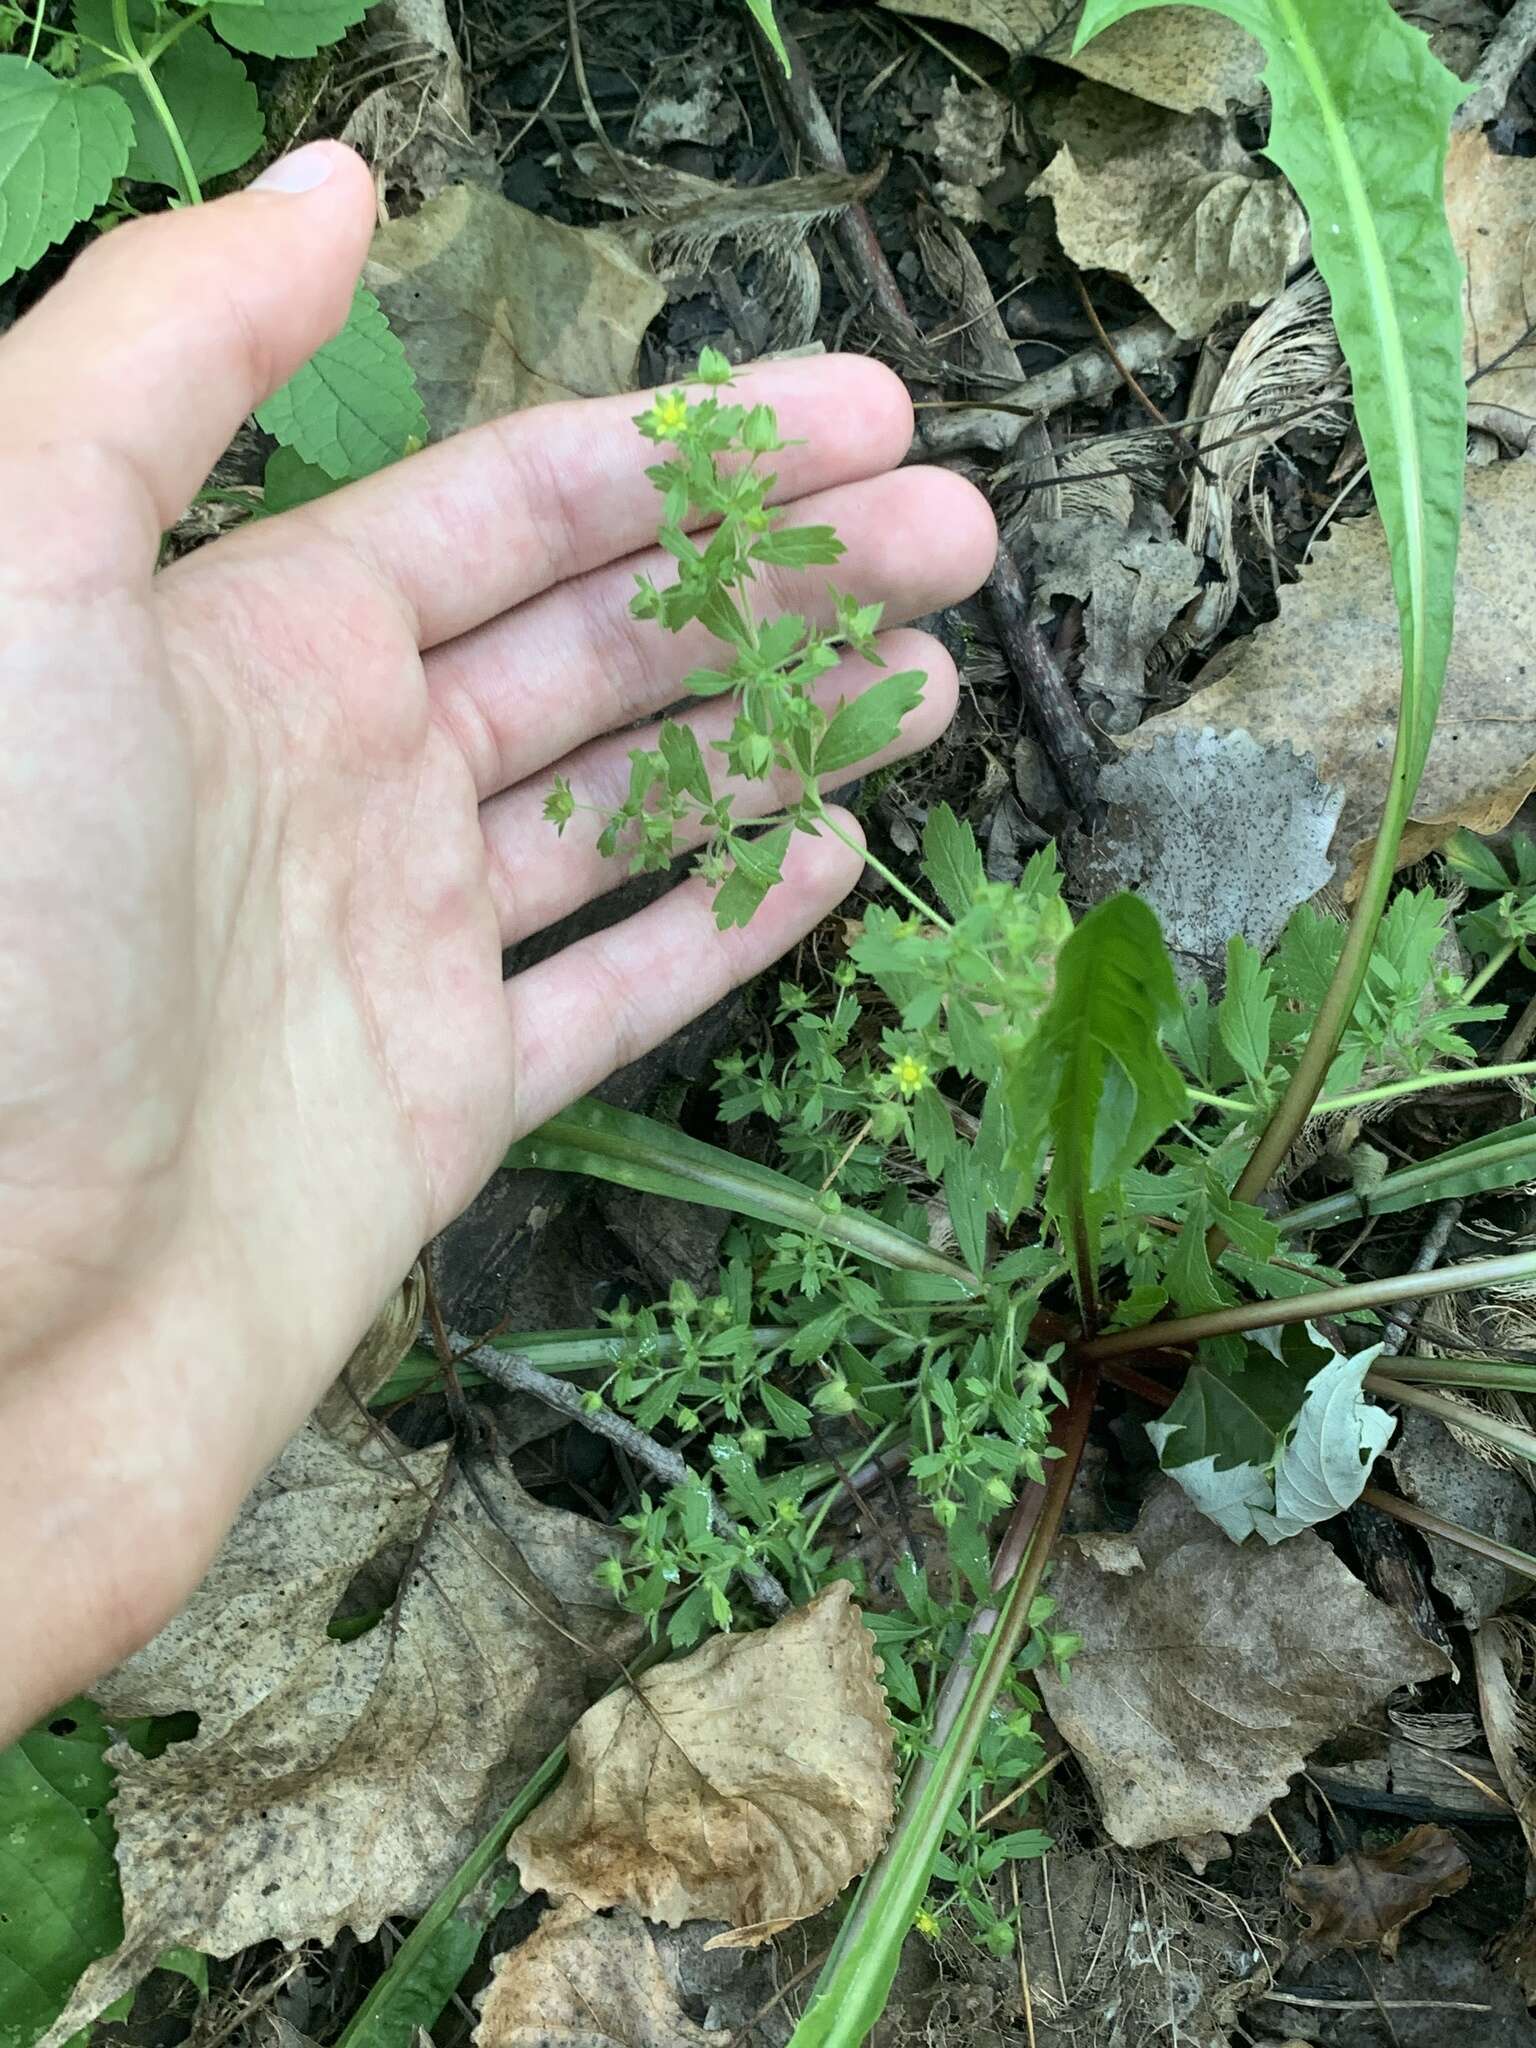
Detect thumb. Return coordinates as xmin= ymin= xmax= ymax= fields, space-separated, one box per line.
xmin=0 ymin=142 xmax=377 ymax=528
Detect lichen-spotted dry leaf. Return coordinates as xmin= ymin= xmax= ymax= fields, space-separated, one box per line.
xmin=475 ymin=1901 xmax=724 ymax=2048
xmin=40 ymin=1423 xmax=633 ymax=2045
xmin=1035 ymin=1484 xmax=1449 ymax=1848
xmin=1032 ymin=85 xmax=1307 ymax=340
xmin=874 ymin=0 xmax=1263 ymax=114
xmin=1445 ymin=128 xmax=1536 ymax=453
xmin=510 ymin=1583 xmax=894 ymax=1938
xmin=363 ymin=184 xmax=666 ymax=439
xmin=1286 ymin=1825 xmax=1470 ymax=1957
xmin=1133 ymin=455 xmax=1536 ymax=891
xmin=1086 ymin=728 xmax=1342 ymax=979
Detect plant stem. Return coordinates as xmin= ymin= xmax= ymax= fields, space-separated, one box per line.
xmin=1360 ymin=1484 xmax=1536 ymax=1581
xmin=1367 ymin=1371 xmax=1536 ymax=1464
xmin=1384 ymin=1354 xmax=1536 ymax=1391
xmin=1464 ymin=940 xmax=1517 ymax=1000
xmin=1192 ymin=1061 xmax=1536 ymax=1121
xmin=808 ymin=796 xmax=952 ymax=931
xmin=112 ymin=0 xmax=201 ymax=203
xmin=1080 ymin=1247 xmax=1536 ymax=1363
xmin=1277 ymin=1121 xmax=1536 ymax=1233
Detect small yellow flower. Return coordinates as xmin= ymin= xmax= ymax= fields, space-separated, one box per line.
xmin=891 ymin=1052 xmax=929 ymax=1100
xmin=650 ymin=390 xmax=689 ymax=439
xmin=914 ymin=1906 xmax=942 ymax=1940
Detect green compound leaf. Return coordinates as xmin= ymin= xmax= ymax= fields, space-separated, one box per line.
xmin=256 ymin=286 xmax=429 ymax=482
xmin=0 ymin=58 xmax=133 ymax=288
xmin=1078 ymin=0 xmax=1464 ymax=789
xmin=211 ymin=0 xmax=370 ymax=58
xmin=920 ymin=802 xmax=984 ymax=920
xmin=0 ymin=1700 xmax=123 ymax=2048
xmin=814 ymin=670 xmax=925 ymax=780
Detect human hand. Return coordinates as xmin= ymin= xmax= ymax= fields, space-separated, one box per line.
xmin=0 ymin=142 xmax=996 ymax=1740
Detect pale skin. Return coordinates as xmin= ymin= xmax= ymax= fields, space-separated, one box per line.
xmin=0 ymin=142 xmax=996 ymax=1745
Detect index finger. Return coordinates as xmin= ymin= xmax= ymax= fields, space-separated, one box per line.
xmin=283 ymin=354 xmax=916 ymax=648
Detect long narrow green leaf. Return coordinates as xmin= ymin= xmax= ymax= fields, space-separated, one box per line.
xmin=506 ymin=1098 xmax=975 ymax=1288
xmin=1077 ymin=0 xmax=1465 ymax=1209
xmin=1279 ymin=1122 xmax=1536 ymax=1233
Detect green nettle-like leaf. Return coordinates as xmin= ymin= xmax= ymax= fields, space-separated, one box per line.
xmin=920 ymin=803 xmax=984 ymax=920
xmin=256 ymin=286 xmax=429 ymax=482
xmin=814 ymin=671 xmax=925 ymax=780
xmin=211 ymin=0 xmax=370 ymax=59
xmin=1150 ymin=1329 xmax=1391 ymax=1542
xmin=0 ymin=1700 xmax=123 ymax=2048
xmin=743 ymin=0 xmax=791 ymax=74
xmin=1078 ymin=0 xmax=1463 ymax=785
xmin=1029 ymin=894 xmax=1186 ymax=1306
xmin=0 ymin=58 xmax=133 ymax=288
xmin=71 ymin=0 xmax=263 ymax=189
xmin=261 ymin=445 xmax=346 ymax=515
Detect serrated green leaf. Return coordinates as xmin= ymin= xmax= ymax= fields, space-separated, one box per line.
xmin=1030 ymin=894 xmax=1186 ymax=1306
xmin=1446 ymin=828 xmax=1510 ymax=894
xmin=921 ymin=802 xmax=985 ymax=919
xmin=743 ymin=0 xmax=790 ymax=73
xmin=256 ymin=286 xmax=428 ymax=481
xmin=1216 ymin=935 xmax=1274 ymax=1091
xmin=943 ymin=1151 xmax=989 ymax=1277
xmin=750 ymin=523 xmax=845 ymax=569
xmin=0 ymin=57 xmax=133 ymax=287
xmin=74 ymin=0 xmax=263 ymax=189
xmin=211 ymin=0 xmax=368 ymax=58
xmin=659 ymin=720 xmax=711 ymax=806
xmin=815 ymin=670 xmax=925 ymax=779
xmin=0 ymin=1700 xmax=123 ymax=2048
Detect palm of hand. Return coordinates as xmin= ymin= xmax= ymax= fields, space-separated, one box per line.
xmin=0 ymin=153 xmax=994 ymax=1733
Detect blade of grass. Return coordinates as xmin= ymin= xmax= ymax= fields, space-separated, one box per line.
xmin=1278 ymin=1123 xmax=1536 ymax=1234
xmin=1367 ymin=1373 xmax=1536 ymax=1466
xmin=1383 ymin=1356 xmax=1536 ymax=1392
xmin=1361 ymin=1484 xmax=1536 ymax=1582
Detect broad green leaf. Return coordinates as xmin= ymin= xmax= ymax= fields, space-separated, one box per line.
xmin=1280 ymin=1120 xmax=1536 ymax=1232
xmin=815 ymin=671 xmax=925 ymax=779
xmin=749 ymin=523 xmax=844 ymax=569
xmin=256 ymin=286 xmax=428 ymax=482
xmin=1151 ymin=1329 xmax=1390 ymax=1543
xmin=0 ymin=58 xmax=133 ymax=287
xmin=1216 ymin=935 xmax=1273 ymax=1091
xmin=920 ymin=802 xmax=985 ymax=919
xmin=1030 ymin=894 xmax=1185 ymax=1304
xmin=743 ymin=0 xmax=790 ymax=74
xmin=1080 ymin=0 xmax=1464 ymax=790
xmin=714 ymin=823 xmax=790 ymax=930
xmin=261 ymin=445 xmax=344 ymax=514
xmin=943 ymin=1153 xmax=989 ymax=1277
xmin=0 ymin=1700 xmax=122 ymax=2048
xmin=506 ymin=1097 xmax=974 ymax=1287
xmin=72 ymin=0 xmax=263 ymax=189
xmin=211 ymin=0 xmax=369 ymax=58
xmin=1445 ymin=828 xmax=1511 ymax=894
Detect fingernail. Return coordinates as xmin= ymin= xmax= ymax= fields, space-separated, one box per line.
xmin=251 ymin=143 xmax=338 ymax=195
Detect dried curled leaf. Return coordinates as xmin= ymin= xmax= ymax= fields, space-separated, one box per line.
xmin=1286 ymin=1825 xmax=1470 ymax=1956
xmin=1033 ymin=86 xmax=1306 ymax=339
xmin=510 ymin=1583 xmax=895 ymax=1938
xmin=475 ymin=1901 xmax=724 ymax=2048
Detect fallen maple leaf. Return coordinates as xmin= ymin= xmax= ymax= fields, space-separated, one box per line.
xmin=42 ymin=1411 xmax=633 ymax=2044
xmin=475 ymin=1900 xmax=724 ymax=2048
xmin=1286 ymin=1824 xmax=1470 ymax=1957
xmin=509 ymin=1582 xmax=894 ymax=1939
xmin=1036 ymin=1484 xmax=1449 ymax=1848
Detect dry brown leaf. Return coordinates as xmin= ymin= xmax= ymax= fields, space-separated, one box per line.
xmin=475 ymin=1901 xmax=723 ymax=2048
xmin=1471 ymin=1616 xmax=1536 ymax=1858
xmin=1445 ymin=128 xmax=1536 ymax=453
xmin=876 ymin=0 xmax=1263 ymax=114
xmin=363 ymin=184 xmax=665 ymax=438
xmin=1033 ymin=86 xmax=1306 ymax=340
xmin=1035 ymin=1483 xmax=1449 ymax=1848
xmin=42 ymin=1412 xmax=632 ymax=2045
xmin=1132 ymin=454 xmax=1536 ymax=890
xmin=510 ymin=1583 xmax=894 ymax=1938
xmin=1285 ymin=1825 xmax=1470 ymax=1957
